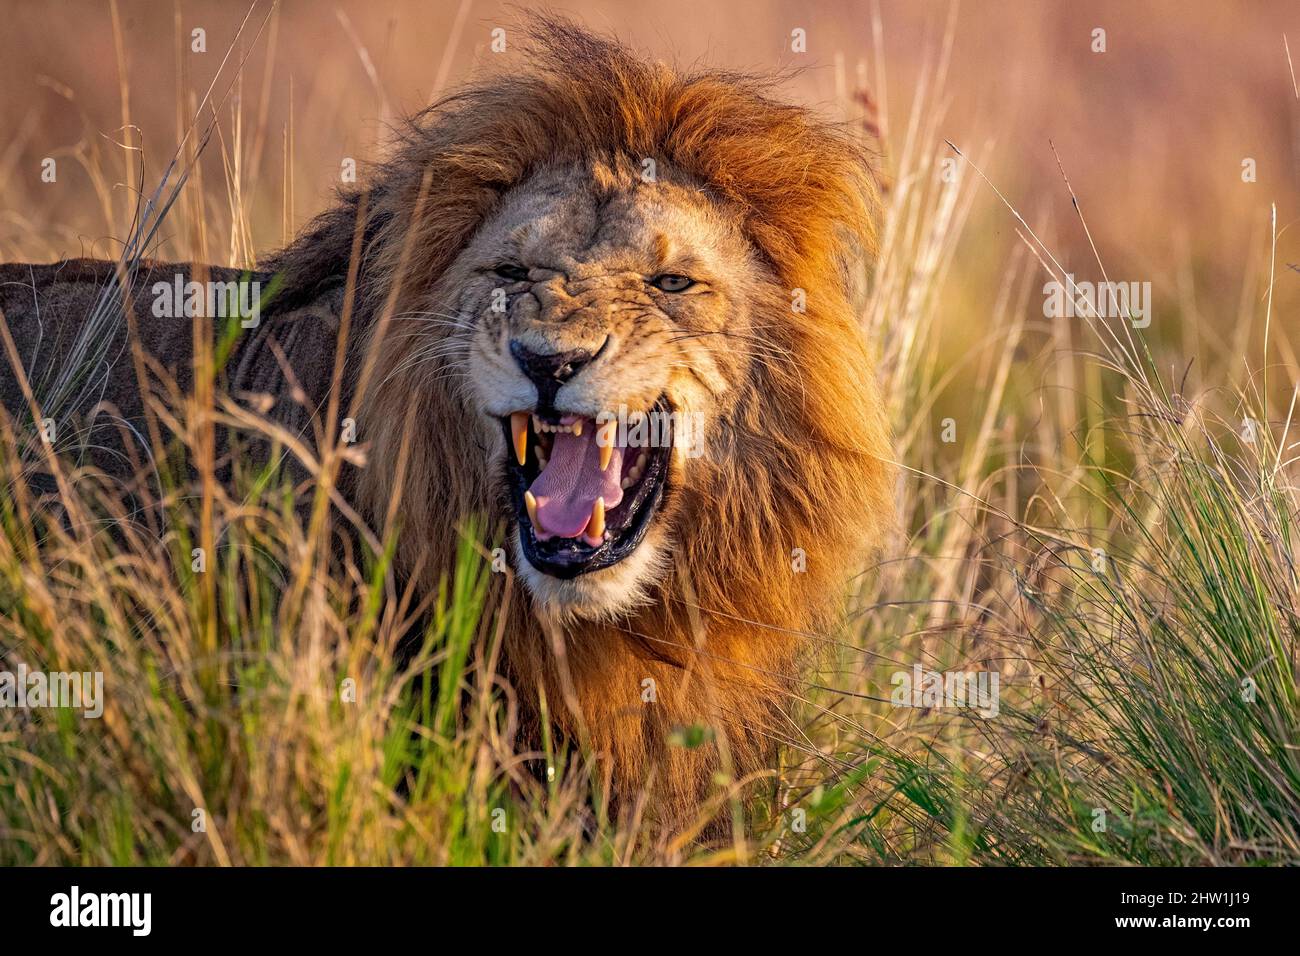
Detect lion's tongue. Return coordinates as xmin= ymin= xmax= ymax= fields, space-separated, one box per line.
xmin=528 ymin=426 xmax=624 ymax=539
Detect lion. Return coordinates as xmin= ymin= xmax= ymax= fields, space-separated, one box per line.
xmin=0 ymin=18 xmax=892 ymax=822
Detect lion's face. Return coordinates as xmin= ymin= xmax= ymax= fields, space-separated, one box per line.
xmin=446 ymin=159 xmax=761 ymax=618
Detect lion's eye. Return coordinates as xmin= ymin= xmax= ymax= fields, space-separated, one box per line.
xmin=649 ymin=273 xmax=694 ymax=292
xmin=494 ymin=263 xmax=530 ymax=282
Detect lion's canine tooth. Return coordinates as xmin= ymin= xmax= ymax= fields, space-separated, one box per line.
xmin=573 ymin=419 xmax=583 ymax=437
xmin=511 ymin=412 xmax=529 ymax=465
xmin=585 ymin=496 xmax=605 ymax=539
xmin=598 ymin=420 xmax=616 ymax=471
xmin=524 ymin=490 xmax=541 ymax=530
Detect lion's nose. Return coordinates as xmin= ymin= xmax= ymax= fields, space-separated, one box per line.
xmin=509 ymin=340 xmax=597 ymax=407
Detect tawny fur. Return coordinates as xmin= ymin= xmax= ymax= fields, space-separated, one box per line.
xmin=271 ymin=17 xmax=894 ymax=822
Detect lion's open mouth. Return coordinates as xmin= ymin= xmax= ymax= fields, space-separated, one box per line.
xmin=500 ymin=399 xmax=672 ymax=579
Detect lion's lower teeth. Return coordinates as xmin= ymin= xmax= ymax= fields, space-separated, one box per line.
xmin=584 ymin=496 xmax=605 ymax=540
xmin=524 ymin=490 xmax=542 ymax=532
xmin=625 ymin=455 xmax=646 ymax=484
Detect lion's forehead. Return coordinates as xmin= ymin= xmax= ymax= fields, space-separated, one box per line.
xmin=481 ymin=164 xmax=744 ymax=276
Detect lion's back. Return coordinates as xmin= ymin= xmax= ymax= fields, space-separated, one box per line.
xmin=1 ymin=260 xmax=126 ymax=416
xmin=0 ymin=258 xmax=342 ymax=486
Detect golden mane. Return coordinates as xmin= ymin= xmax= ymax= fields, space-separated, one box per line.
xmin=272 ymin=16 xmax=893 ymax=822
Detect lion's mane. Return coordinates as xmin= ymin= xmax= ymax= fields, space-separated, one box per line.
xmin=270 ymin=17 xmax=893 ymax=821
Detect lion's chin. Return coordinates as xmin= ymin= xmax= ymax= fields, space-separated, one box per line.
xmin=512 ymin=524 xmax=670 ymax=622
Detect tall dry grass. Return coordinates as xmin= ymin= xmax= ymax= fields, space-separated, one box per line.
xmin=1 ymin=3 xmax=1298 ymax=865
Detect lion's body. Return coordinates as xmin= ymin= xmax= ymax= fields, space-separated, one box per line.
xmin=0 ymin=258 xmax=342 ymax=492
xmin=0 ymin=19 xmax=892 ymax=824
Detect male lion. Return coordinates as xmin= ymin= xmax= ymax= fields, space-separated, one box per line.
xmin=0 ymin=19 xmax=892 ymax=821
